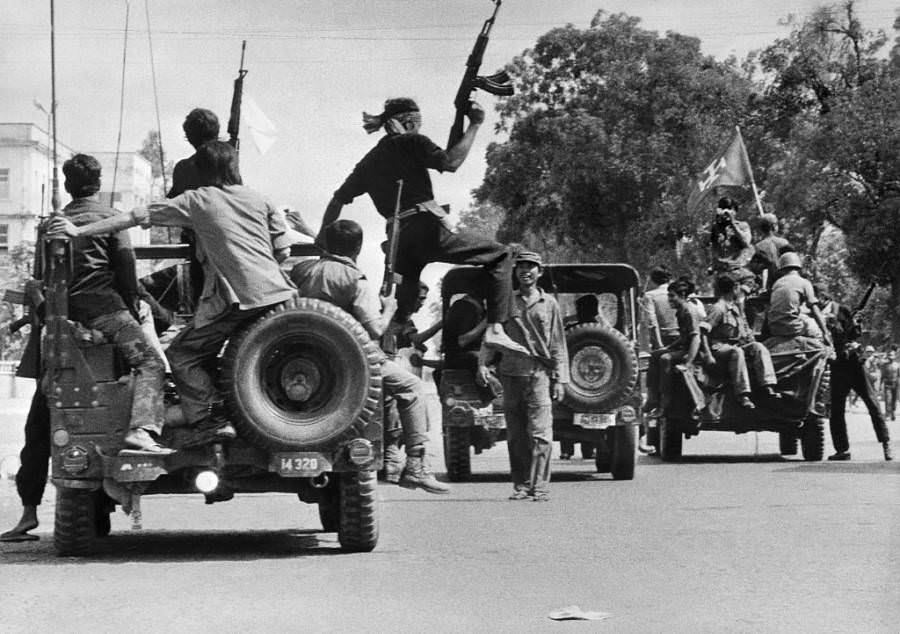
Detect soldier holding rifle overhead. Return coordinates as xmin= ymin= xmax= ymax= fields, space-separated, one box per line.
xmin=317 ymin=1 xmax=524 ymax=355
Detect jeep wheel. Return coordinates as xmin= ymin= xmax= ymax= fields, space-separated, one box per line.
xmin=443 ymin=427 xmax=471 ymax=481
xmin=778 ymin=432 xmax=798 ymax=456
xmin=338 ymin=470 xmax=378 ymax=552
xmin=563 ymin=323 xmax=638 ymax=411
xmin=221 ymin=297 xmax=383 ymax=451
xmin=610 ymin=425 xmax=637 ymax=480
xmin=54 ymin=487 xmax=97 ymax=556
xmin=658 ymin=416 xmax=683 ymax=462
xmin=801 ymin=417 xmax=825 ymax=462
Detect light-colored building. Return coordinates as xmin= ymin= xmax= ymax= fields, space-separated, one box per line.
xmin=0 ymin=123 xmax=155 ymax=251
xmin=0 ymin=122 xmax=72 ymax=251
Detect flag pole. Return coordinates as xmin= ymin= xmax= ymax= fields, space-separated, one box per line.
xmin=736 ymin=126 xmax=764 ymax=216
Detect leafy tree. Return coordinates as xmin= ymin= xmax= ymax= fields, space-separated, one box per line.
xmin=755 ymin=2 xmax=900 ymax=340
xmin=470 ymin=10 xmax=757 ymax=278
xmin=0 ymin=243 xmax=36 ymax=361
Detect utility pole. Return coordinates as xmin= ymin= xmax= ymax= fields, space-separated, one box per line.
xmin=49 ymin=0 xmax=60 ymax=215
xmin=33 ymin=100 xmax=52 ymax=216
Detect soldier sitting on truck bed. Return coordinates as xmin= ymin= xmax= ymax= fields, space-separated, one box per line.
xmin=47 ymin=141 xmax=297 ymax=449
xmin=290 ymin=219 xmax=450 ymax=494
xmin=50 ymin=154 xmax=171 ymax=454
xmin=704 ymin=275 xmax=781 ymax=408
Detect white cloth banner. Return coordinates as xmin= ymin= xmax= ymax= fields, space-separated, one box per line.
xmin=242 ymin=95 xmax=278 ymax=155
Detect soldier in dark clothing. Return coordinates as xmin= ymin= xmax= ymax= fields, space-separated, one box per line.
xmin=0 ymin=390 xmax=49 ymax=542
xmin=824 ymin=297 xmax=893 ymax=461
xmin=168 ymin=108 xmax=221 ymax=308
xmin=318 ymin=97 xmax=527 ymax=357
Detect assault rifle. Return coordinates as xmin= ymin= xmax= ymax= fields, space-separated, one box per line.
xmin=446 ymin=0 xmax=514 ymax=148
xmin=381 ymin=180 xmax=404 ymax=298
xmin=227 ymin=41 xmax=248 ymax=149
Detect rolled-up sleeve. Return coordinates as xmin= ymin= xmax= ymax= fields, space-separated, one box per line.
xmin=144 ymin=193 xmax=195 ymax=228
xmin=549 ymin=301 xmax=569 ymax=384
xmin=267 ymin=202 xmax=292 ymax=251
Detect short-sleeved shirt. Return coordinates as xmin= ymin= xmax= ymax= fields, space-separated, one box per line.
xmin=768 ymin=272 xmax=818 ymax=337
xmin=333 ymin=133 xmax=450 ymax=218
xmin=63 ymin=198 xmax=138 ymax=323
xmin=753 ymin=235 xmax=789 ymax=273
xmin=140 ymin=185 xmax=295 ymax=327
xmin=674 ymin=300 xmax=703 ymax=350
xmin=641 ymin=284 xmax=679 ymax=346
xmin=881 ymin=361 xmax=900 ymax=386
xmin=705 ymin=298 xmax=752 ymax=346
xmin=498 ymin=289 xmax=569 ymax=383
xmin=289 ymin=254 xmax=386 ymax=362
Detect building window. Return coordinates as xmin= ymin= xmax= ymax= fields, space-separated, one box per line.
xmin=0 ymin=224 xmax=8 ymax=250
xmin=0 ymin=169 xmax=9 ymax=199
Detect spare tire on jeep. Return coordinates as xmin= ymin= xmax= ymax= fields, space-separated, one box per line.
xmin=220 ymin=297 xmax=383 ymax=451
xmin=562 ymin=323 xmax=638 ymax=411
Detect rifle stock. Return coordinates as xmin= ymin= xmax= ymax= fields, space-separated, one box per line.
xmin=227 ymin=40 xmax=248 ymax=149
xmin=446 ymin=0 xmax=513 ymax=148
xmin=381 ymin=179 xmax=404 ymax=297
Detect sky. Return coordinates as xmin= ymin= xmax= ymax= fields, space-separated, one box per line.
xmin=3 ymin=0 xmax=899 ymax=283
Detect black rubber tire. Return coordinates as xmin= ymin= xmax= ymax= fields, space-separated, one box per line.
xmin=443 ymin=427 xmax=472 ymax=482
xmin=658 ymin=417 xmax=683 ymax=462
xmin=779 ymin=432 xmax=799 ymax=456
xmin=580 ymin=443 xmax=595 ymax=460
xmin=594 ymin=443 xmax=611 ymax=473
xmin=54 ymin=487 xmax=97 ymax=556
xmin=563 ymin=323 xmax=638 ymax=411
xmin=801 ymin=416 xmax=826 ymax=462
xmin=610 ymin=425 xmax=637 ymax=480
xmin=221 ymin=297 xmax=383 ymax=451
xmin=338 ymin=471 xmax=378 ymax=552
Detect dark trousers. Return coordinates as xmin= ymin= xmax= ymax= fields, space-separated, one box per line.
xmin=166 ymin=306 xmax=273 ymax=424
xmin=883 ymin=383 xmax=898 ymax=421
xmin=829 ymin=356 xmax=890 ymax=453
xmin=395 ymin=214 xmax=512 ymax=323
xmin=15 ymin=387 xmax=50 ymax=507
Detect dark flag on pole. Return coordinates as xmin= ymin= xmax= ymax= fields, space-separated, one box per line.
xmin=686 ymin=128 xmax=757 ymax=215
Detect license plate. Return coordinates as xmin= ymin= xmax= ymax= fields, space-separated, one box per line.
xmin=573 ymin=413 xmax=616 ymax=429
xmin=270 ymin=452 xmax=332 ymax=477
xmin=476 ymin=414 xmax=506 ymax=429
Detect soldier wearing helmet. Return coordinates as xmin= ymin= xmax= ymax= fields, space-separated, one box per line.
xmin=766 ymin=251 xmax=831 ymax=345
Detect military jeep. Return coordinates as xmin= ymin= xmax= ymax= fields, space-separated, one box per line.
xmin=437 ymin=264 xmax=642 ymax=481
xmin=651 ymin=294 xmax=831 ymax=462
xmin=40 ymin=237 xmax=383 ymax=555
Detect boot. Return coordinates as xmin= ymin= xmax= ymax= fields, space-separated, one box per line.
xmin=382 ymin=442 xmax=404 ymax=484
xmin=884 ymin=442 xmax=894 ymax=462
xmin=400 ymin=450 xmax=451 ymax=495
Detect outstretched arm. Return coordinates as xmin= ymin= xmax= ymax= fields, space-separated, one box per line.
xmin=318 ymin=197 xmax=344 ymax=243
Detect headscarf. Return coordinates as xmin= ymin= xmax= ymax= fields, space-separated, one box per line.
xmin=362 ymin=97 xmax=421 ymax=135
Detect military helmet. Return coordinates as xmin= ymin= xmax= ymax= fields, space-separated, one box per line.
xmin=777 ymin=252 xmax=802 ymax=271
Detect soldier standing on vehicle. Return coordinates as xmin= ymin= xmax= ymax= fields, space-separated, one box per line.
xmin=47 ymin=141 xmax=297 ymax=448
xmin=707 ymin=197 xmax=754 ymax=283
xmin=643 ymin=277 xmax=704 ymax=417
xmin=749 ymin=212 xmax=790 ymax=290
xmin=880 ymin=349 xmax=899 ymax=421
xmin=291 ymin=220 xmax=450 ymax=494
xmin=317 ymin=97 xmax=527 ymax=357
xmin=478 ymin=250 xmax=568 ymax=502
xmin=641 ymin=265 xmax=679 ymax=350
xmin=705 ymin=275 xmax=781 ymax=408
xmin=823 ymin=294 xmax=892 ymax=461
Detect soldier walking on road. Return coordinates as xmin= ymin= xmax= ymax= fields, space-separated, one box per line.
xmin=479 ymin=251 xmax=568 ymax=502
xmin=881 ymin=349 xmax=899 ymax=421
xmin=318 ymin=97 xmax=527 ymax=357
xmin=824 ymin=297 xmax=892 ymax=461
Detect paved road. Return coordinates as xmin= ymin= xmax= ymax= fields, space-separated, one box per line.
xmin=1 ymin=396 xmax=898 ymax=633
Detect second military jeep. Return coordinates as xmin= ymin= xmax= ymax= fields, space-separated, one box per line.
xmin=437 ymin=264 xmax=642 ymax=481
xmin=39 ymin=238 xmax=383 ymax=556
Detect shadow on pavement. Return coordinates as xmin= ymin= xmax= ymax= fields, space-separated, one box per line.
xmin=775 ymin=462 xmax=900 ymax=475
xmin=638 ymin=453 xmax=790 ymax=465
xmin=0 ymin=528 xmax=356 ymax=564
